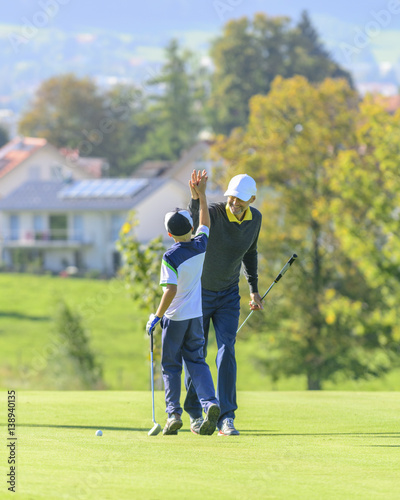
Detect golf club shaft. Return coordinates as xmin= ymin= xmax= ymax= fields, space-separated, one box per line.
xmin=236 ymin=253 xmax=297 ymax=333
xmin=150 ymin=333 xmax=156 ymax=423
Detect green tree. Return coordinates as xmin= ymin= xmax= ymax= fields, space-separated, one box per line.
xmin=116 ymin=214 xmax=166 ymax=388
xmin=214 ymin=76 xmax=392 ymax=389
xmin=288 ymin=11 xmax=353 ymax=84
xmin=207 ymin=12 xmax=352 ymax=135
xmin=134 ymin=39 xmax=204 ymax=163
xmin=329 ymin=96 xmax=400 ymax=358
xmin=19 ymin=74 xmax=108 ymax=149
xmin=103 ymin=83 xmax=153 ymax=175
xmin=53 ymin=299 xmax=104 ymax=389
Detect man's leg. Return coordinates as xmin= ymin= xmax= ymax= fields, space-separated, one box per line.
xmin=182 ymin=317 xmax=218 ymax=412
xmin=212 ymin=285 xmax=240 ymax=425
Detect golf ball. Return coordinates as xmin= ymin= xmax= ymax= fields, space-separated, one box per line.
xmin=95 ymin=430 xmax=103 ymax=436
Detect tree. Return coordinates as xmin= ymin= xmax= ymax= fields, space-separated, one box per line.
xmin=134 ymin=39 xmax=204 ymax=163
xmin=207 ymin=12 xmax=353 ymax=135
xmin=18 ymin=74 xmax=155 ymax=176
xmin=288 ymin=11 xmax=353 ymax=85
xmin=102 ymin=83 xmax=154 ymax=175
xmin=116 ymin=214 xmax=165 ymax=310
xmin=53 ymin=299 xmax=104 ymax=389
xmin=214 ymin=76 xmax=393 ymax=389
xmin=19 ymin=74 xmax=108 ymax=150
xmin=116 ymin=214 xmax=166 ymax=388
xmin=329 ymin=96 xmax=400 ymax=361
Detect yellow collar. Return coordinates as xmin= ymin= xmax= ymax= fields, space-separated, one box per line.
xmin=225 ymin=203 xmax=253 ymax=224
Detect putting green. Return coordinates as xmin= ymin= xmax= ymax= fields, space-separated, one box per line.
xmin=1 ymin=391 xmax=399 ymax=499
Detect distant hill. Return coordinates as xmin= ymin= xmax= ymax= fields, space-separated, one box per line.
xmin=1 ymin=1 xmax=400 ymax=116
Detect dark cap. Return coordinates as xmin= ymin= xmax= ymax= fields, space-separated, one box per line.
xmin=164 ymin=209 xmax=193 ymax=236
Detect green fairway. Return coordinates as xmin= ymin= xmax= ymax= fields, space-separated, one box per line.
xmin=1 ymin=391 xmax=399 ymax=499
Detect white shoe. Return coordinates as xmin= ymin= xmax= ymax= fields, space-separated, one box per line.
xmin=218 ymin=418 xmax=239 ymax=436
xmin=190 ymin=416 xmax=204 ymax=435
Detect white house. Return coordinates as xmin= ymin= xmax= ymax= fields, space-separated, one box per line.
xmin=0 ymin=136 xmax=106 ymax=199
xmin=0 ymin=140 xmax=222 ymax=275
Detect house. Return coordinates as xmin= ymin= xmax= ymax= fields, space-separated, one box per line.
xmin=0 ymin=136 xmax=105 ymax=200
xmin=370 ymin=94 xmax=400 ymax=115
xmin=0 ymin=178 xmax=164 ymax=274
xmin=0 ymin=141 xmax=222 ymax=275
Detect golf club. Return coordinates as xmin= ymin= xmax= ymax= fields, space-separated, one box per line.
xmin=237 ymin=253 xmax=298 ymax=333
xmin=148 ymin=330 xmax=161 ymax=436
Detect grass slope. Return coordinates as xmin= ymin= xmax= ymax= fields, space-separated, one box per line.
xmin=1 ymin=273 xmax=400 ymax=391
xmin=1 ymin=391 xmax=399 ymax=499
xmin=0 ymin=274 xmax=150 ymax=390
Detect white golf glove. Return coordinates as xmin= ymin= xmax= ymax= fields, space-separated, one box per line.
xmin=146 ymin=314 xmax=161 ymax=335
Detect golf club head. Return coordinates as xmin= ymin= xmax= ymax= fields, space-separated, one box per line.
xmin=148 ymin=423 xmax=162 ymax=436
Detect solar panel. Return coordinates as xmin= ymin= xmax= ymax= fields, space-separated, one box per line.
xmin=58 ymin=179 xmax=149 ymax=199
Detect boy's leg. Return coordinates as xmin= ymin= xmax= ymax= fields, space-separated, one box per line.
xmin=183 ymin=294 xmax=213 ymax=419
xmin=182 ymin=317 xmax=220 ymax=435
xmin=161 ymin=318 xmax=186 ymax=417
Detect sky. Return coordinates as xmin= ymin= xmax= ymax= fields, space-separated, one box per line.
xmin=4 ymin=0 xmax=400 ymax=34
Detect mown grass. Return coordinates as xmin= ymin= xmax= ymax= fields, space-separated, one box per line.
xmin=1 ymin=391 xmax=399 ymax=499
xmin=1 ymin=273 xmax=400 ymax=391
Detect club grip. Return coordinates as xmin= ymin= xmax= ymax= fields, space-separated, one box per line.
xmin=274 ymin=253 xmax=297 ymax=282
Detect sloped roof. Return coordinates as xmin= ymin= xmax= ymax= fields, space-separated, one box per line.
xmin=59 ymin=148 xmax=107 ymax=178
xmin=373 ymin=94 xmax=400 ymax=114
xmin=132 ymin=160 xmax=173 ymax=178
xmin=0 ymin=137 xmax=47 ymax=179
xmin=131 ymin=141 xmax=213 ymax=180
xmin=0 ymin=178 xmax=166 ymax=212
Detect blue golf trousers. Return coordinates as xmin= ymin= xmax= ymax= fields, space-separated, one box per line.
xmin=161 ymin=316 xmax=218 ymax=416
xmin=184 ymin=285 xmax=240 ymax=424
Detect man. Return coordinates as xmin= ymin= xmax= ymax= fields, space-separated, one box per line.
xmin=185 ymin=171 xmax=263 ymax=436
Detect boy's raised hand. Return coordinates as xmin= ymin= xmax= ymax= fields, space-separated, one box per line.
xmin=192 ymin=170 xmax=208 ymax=196
xmin=189 ymin=169 xmax=208 ymax=199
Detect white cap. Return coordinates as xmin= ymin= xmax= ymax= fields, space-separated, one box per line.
xmin=224 ymin=174 xmax=257 ymax=202
xmin=164 ymin=209 xmax=193 ymax=236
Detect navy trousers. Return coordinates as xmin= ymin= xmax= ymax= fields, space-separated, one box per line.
xmin=184 ymin=285 xmax=240 ymax=424
xmin=161 ymin=316 xmax=218 ymax=416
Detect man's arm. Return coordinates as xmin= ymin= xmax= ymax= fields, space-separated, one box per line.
xmin=242 ymin=217 xmax=263 ymax=310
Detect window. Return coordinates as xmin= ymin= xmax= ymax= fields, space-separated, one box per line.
xmin=9 ymin=215 xmax=19 ymax=240
xmin=73 ymin=215 xmax=84 ymax=242
xmin=51 ymin=165 xmax=63 ymax=180
xmin=33 ymin=215 xmax=45 ymax=240
xmin=49 ymin=215 xmax=68 ymax=240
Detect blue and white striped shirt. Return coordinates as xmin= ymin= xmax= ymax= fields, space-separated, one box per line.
xmin=160 ymin=225 xmax=209 ymax=321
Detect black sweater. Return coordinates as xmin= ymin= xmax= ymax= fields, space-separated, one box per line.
xmin=189 ymin=199 xmax=262 ymax=293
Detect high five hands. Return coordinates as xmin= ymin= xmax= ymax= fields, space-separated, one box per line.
xmin=189 ymin=169 xmax=208 ymax=199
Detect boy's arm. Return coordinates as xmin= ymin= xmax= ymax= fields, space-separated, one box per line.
xmin=156 ymin=284 xmax=177 ymax=317
xmin=191 ymin=170 xmax=209 ymax=228
xmin=146 ymin=284 xmax=177 ymax=334
xmin=198 ymin=192 xmax=209 ymax=228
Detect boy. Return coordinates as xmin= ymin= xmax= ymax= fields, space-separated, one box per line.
xmin=146 ymin=171 xmax=220 ymax=436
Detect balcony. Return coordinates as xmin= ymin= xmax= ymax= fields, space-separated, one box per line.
xmin=0 ymin=229 xmax=94 ymax=249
